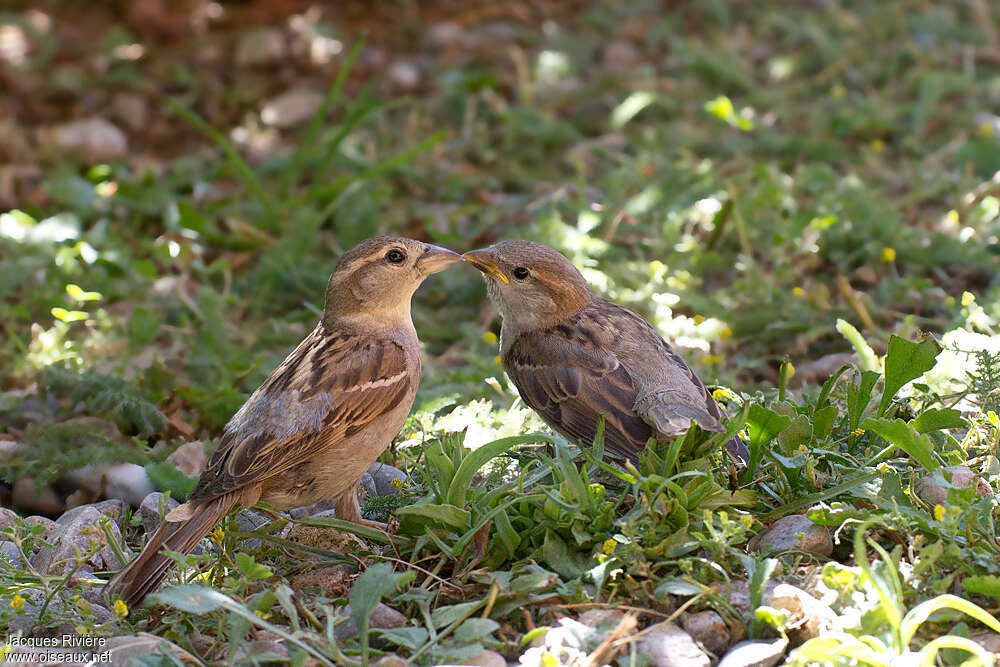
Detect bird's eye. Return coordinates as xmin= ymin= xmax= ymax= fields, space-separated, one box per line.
xmin=513 ymin=267 xmax=530 ymax=280
xmin=385 ymin=249 xmax=406 ymax=264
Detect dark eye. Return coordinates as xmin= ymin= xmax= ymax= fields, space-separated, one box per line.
xmin=386 ymin=249 xmax=406 ymax=264
xmin=513 ymin=267 xmax=530 ymax=280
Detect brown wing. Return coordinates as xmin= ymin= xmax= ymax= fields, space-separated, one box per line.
xmin=189 ymin=327 xmax=413 ymax=503
xmin=503 ymin=328 xmax=653 ymax=462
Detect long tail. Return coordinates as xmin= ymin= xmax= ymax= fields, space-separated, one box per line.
xmin=105 ymin=491 xmax=242 ymax=609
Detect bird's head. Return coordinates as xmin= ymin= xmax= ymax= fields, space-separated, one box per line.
xmin=463 ymin=240 xmax=591 ymax=333
xmin=324 ymin=236 xmax=460 ymax=328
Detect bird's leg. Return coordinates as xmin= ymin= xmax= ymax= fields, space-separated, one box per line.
xmin=335 ymin=490 xmax=389 ymax=533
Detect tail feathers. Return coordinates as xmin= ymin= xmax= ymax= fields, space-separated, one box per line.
xmin=105 ymin=492 xmax=240 ymax=609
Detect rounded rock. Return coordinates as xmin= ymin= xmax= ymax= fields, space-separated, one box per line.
xmin=749 ymin=514 xmax=832 ymax=556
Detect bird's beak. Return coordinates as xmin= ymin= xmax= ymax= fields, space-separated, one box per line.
xmin=462 ymin=249 xmax=509 ymax=284
xmin=416 ymin=244 xmax=462 ymax=274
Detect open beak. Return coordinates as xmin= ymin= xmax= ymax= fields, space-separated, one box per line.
xmin=462 ymin=249 xmax=509 ymax=284
xmin=417 ymin=244 xmax=462 ymax=274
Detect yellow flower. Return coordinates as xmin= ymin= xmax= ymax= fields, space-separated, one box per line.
xmin=602 ymin=539 xmax=617 ymax=555
xmin=961 ymin=291 xmax=975 ymax=307
xmin=390 ymin=477 xmax=404 ymax=488
xmin=494 ymin=356 xmax=502 ymax=365
xmin=851 ymin=428 xmax=865 ymax=437
xmin=792 ymin=287 xmax=804 ymax=297
xmin=10 ymin=594 xmax=25 ymax=611
xmin=693 ymin=314 xmax=705 ymax=325
xmin=869 ymin=138 xmax=886 ymax=152
xmin=934 ymin=504 xmax=946 ymax=522
xmin=211 ymin=526 xmax=225 ymax=545
xmin=712 ymin=388 xmax=728 ymax=401
xmin=719 ymin=327 xmax=733 ymax=340
xmin=703 ymin=354 xmax=723 ymax=365
xmin=114 ymin=599 xmax=129 ymax=617
xmin=880 ymin=247 xmax=896 ymax=263
xmin=482 ymin=331 xmax=498 ymax=345
xmin=783 ymin=361 xmax=796 ymax=378
xmin=979 ymin=122 xmax=995 ymax=136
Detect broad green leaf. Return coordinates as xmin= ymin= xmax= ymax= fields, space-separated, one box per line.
xmin=964 ymin=575 xmax=1000 ymax=601
xmin=911 ymin=408 xmax=966 ymax=434
xmin=349 ymin=563 xmax=415 ymax=665
xmin=747 ymin=405 xmax=792 ymax=446
xmin=812 ymin=405 xmax=839 ymax=440
xmin=446 ymin=434 xmax=555 ymax=507
xmin=431 ymin=600 xmax=484 ymax=630
xmin=878 ymin=335 xmax=940 ymax=416
xmin=395 ymin=503 xmax=471 ymax=529
xmin=152 ymin=585 xmax=229 ymax=613
xmin=653 ymin=578 xmax=705 ymax=597
xmin=454 ymin=618 xmax=500 ymax=643
xmin=377 ymin=626 xmax=429 ymax=650
xmin=901 ymin=594 xmax=1000 ymax=644
xmin=861 ymin=418 xmax=939 ymax=471
xmin=847 ymin=370 xmax=880 ymax=434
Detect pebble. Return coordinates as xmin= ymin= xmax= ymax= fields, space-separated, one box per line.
xmin=388 ymin=60 xmax=421 ymax=90
xmin=58 ymin=498 xmax=126 ymax=531
xmin=577 ymin=608 xmax=626 ymax=629
xmin=1 ymin=540 xmax=24 ymax=568
xmin=12 ymin=476 xmax=64 ymax=516
xmin=165 ymin=441 xmax=207 ymax=477
xmin=717 ymin=638 xmax=789 ymax=667
xmin=32 ymin=504 xmax=124 ymax=576
xmin=104 ymin=463 xmax=155 ymax=506
xmin=138 ymin=491 xmax=180 ymax=535
xmin=110 ymin=91 xmax=149 ymax=131
xmin=368 ymin=462 xmax=407 ymax=495
xmin=23 ymin=515 xmax=58 ymax=541
xmin=373 ymin=657 xmax=410 ymax=667
xmin=359 ymin=472 xmax=377 ymax=500
xmin=49 ymin=117 xmax=128 ymax=162
xmin=333 ymin=603 xmax=406 ymax=640
xmin=764 ymin=584 xmax=837 ymax=643
xmin=916 ymin=465 xmax=993 ymax=505
xmin=233 ymin=640 xmax=288 ymax=662
xmin=460 ymin=649 xmax=507 ymax=667
xmin=635 ymin=622 xmax=711 ymax=667
xmin=0 ymin=506 xmax=18 ymax=534
xmin=749 ymin=514 xmax=832 ymax=556
xmin=260 ymin=88 xmax=324 ymax=128
xmin=105 ymin=633 xmax=199 ymax=664
xmin=235 ymin=27 xmax=287 ymax=66
xmin=682 ymin=610 xmax=731 ymax=655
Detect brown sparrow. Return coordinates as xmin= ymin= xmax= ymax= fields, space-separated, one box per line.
xmin=106 ymin=237 xmax=460 ymax=606
xmin=463 ymin=240 xmax=747 ymax=465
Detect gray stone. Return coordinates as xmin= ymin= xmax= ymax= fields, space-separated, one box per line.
xmin=0 ymin=506 xmax=18 ymax=534
xmin=260 ymin=88 xmax=324 ymax=128
xmin=33 ymin=505 xmax=124 ymax=576
xmin=577 ymin=609 xmax=626 ymax=629
xmin=717 ymin=639 xmax=789 ymax=667
xmin=235 ymin=27 xmax=286 ymax=66
xmin=50 ymin=117 xmax=127 ymax=162
xmin=916 ymin=465 xmax=992 ymax=506
xmin=12 ymin=476 xmax=64 ymax=515
xmin=368 ymin=462 xmax=407 ymax=496
xmin=235 ymin=508 xmax=273 ymax=549
xmin=58 ymin=499 xmax=126 ymax=531
xmin=388 ymin=60 xmax=420 ymax=90
xmin=1 ymin=540 xmax=24 ymax=568
xmin=233 ymin=640 xmax=288 ymax=662
xmin=682 ymin=610 xmax=731 ymax=656
xmin=0 ymin=439 xmax=20 ymax=462
xmin=764 ymin=584 xmax=837 ymax=643
xmin=333 ymin=603 xmax=406 ymax=640
xmin=714 ymin=579 xmax=777 ymax=616
xmin=635 ymin=622 xmax=711 ymax=667
xmin=749 ymin=514 xmax=832 ymax=556
xmin=138 ymin=492 xmax=179 ymax=535
xmin=104 ymin=463 xmax=155 ymax=506
xmin=359 ymin=472 xmax=377 ymax=500
xmin=165 ymin=441 xmax=207 ymax=477
xmin=23 ymin=515 xmax=58 ymax=541
xmin=289 ymin=498 xmax=336 ymax=519
xmin=110 ymin=91 xmax=148 ymax=131
xmin=460 ymin=649 xmax=507 ymax=667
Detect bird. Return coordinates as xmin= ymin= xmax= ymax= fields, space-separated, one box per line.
xmin=462 ymin=240 xmax=748 ymax=466
xmin=106 ymin=236 xmax=461 ymax=607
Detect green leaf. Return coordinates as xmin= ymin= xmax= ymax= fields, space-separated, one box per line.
xmin=145 ymin=461 xmax=198 ymax=499
xmin=861 ymin=418 xmax=939 ymax=471
xmin=964 ymin=576 xmax=1000 ymax=601
xmin=911 ymin=408 xmax=966 ymax=434
xmin=377 ymin=626 xmax=429 ymax=650
xmin=446 ymin=434 xmax=554 ymax=507
xmin=612 ymin=91 xmax=656 ymax=128
xmin=152 ymin=585 xmax=229 ymax=613
xmin=878 ymin=335 xmax=940 ymax=416
xmin=847 ymin=370 xmax=880 ymax=434
xmin=431 ymin=600 xmax=483 ymax=630
xmin=653 ymin=578 xmax=705 ymax=597
xmin=454 ymin=617 xmax=500 ymax=643
xmin=395 ymin=503 xmax=471 ymax=530
xmin=747 ymin=405 xmax=791 ymax=445
xmin=349 ymin=563 xmax=415 ymax=666
xmin=901 ymin=594 xmax=1000 ymax=644
xmin=836 ymin=319 xmax=878 ymax=372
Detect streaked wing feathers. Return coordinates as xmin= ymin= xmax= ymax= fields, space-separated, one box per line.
xmin=189 ymin=327 xmax=411 ymax=502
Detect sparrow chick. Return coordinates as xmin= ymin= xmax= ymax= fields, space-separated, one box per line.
xmin=463 ymin=240 xmax=747 ymax=465
xmin=106 ymin=236 xmax=460 ymax=607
